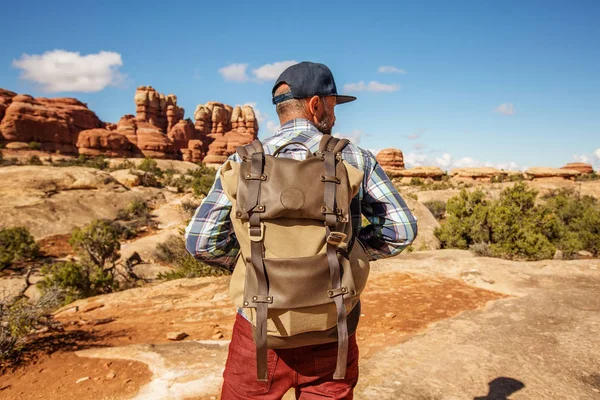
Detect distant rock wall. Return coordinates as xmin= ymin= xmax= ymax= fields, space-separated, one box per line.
xmin=0 ymin=91 xmax=103 ymax=154
xmin=0 ymin=86 xmax=258 ymax=162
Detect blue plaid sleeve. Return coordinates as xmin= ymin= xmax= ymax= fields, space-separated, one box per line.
xmin=184 ymin=164 xmax=240 ymax=270
xmin=357 ymin=159 xmax=418 ymax=259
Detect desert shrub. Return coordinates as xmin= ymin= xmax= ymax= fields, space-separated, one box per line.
xmin=110 ymin=159 xmax=136 ymax=171
xmin=117 ymin=199 xmax=151 ymax=222
xmin=27 ymin=155 xmax=43 ymax=165
xmin=69 ymin=219 xmax=121 ymax=269
xmin=155 ymin=235 xmax=229 ymax=280
xmin=406 ymin=192 xmax=418 ymax=201
xmin=28 ymin=142 xmax=41 ymax=151
xmin=410 ymin=177 xmax=424 ymax=186
xmin=51 ymin=154 xmax=109 ymax=170
xmin=39 ymin=219 xmax=124 ymax=304
xmin=181 ymin=200 xmax=200 ymax=217
xmin=576 ymin=172 xmax=600 ymax=182
xmin=187 ymin=164 xmax=217 ymax=197
xmin=0 ymin=288 xmax=63 ymax=363
xmin=39 ymin=260 xmax=117 ymax=304
xmin=435 ymin=189 xmax=491 ymax=250
xmin=0 ymin=227 xmax=39 ymax=271
xmin=469 ymin=242 xmax=493 ymax=257
xmin=423 ymin=200 xmax=446 ymax=220
xmin=436 ymin=183 xmax=600 ymax=260
xmin=138 ymin=158 xmax=163 ymax=177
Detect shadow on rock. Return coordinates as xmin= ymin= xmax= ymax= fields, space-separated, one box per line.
xmin=473 ymin=377 xmax=525 ymax=400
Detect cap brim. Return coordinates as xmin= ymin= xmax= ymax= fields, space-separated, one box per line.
xmin=335 ymin=95 xmax=357 ymax=105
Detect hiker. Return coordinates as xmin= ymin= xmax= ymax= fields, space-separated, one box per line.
xmin=185 ymin=61 xmax=418 ymax=399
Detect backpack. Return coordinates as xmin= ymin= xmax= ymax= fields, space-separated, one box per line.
xmin=219 ymin=134 xmax=370 ymax=381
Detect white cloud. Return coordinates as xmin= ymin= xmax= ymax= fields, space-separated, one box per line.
xmin=435 ymin=153 xmax=453 ymax=168
xmin=404 ymin=153 xmax=428 ymax=167
xmin=573 ymin=154 xmax=589 ymax=163
xmin=12 ymin=50 xmax=124 ymax=93
xmin=378 ymin=66 xmax=407 ymax=74
xmin=594 ymin=148 xmax=600 ymax=160
xmin=252 ymin=60 xmax=298 ymax=82
xmin=413 ymin=143 xmax=426 ymax=150
xmin=403 ymin=151 xmax=521 ymax=171
xmin=218 ymin=63 xmax=249 ymax=82
xmin=407 ymin=133 xmax=420 ymax=140
xmin=266 ymin=120 xmax=280 ymax=134
xmin=495 ymin=103 xmax=515 ymax=116
xmin=343 ymin=81 xmax=400 ymax=92
xmin=333 ymin=130 xmax=362 ymax=145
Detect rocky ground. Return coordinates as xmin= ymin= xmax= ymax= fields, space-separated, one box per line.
xmin=1 ymin=164 xmax=599 ymax=399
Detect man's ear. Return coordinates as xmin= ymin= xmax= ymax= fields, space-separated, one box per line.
xmin=307 ymin=96 xmax=321 ymax=116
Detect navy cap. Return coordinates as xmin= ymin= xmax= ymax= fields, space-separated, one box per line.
xmin=272 ymin=61 xmax=356 ymax=105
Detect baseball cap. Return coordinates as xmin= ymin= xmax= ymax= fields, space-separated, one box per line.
xmin=272 ymin=61 xmax=356 ymax=105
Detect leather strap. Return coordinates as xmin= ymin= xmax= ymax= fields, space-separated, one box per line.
xmin=321 ymin=137 xmax=349 ymax=380
xmin=238 ymin=142 xmax=270 ymax=381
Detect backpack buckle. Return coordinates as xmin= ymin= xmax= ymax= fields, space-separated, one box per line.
xmin=326 ymin=231 xmax=347 ymax=247
xmin=249 ymin=223 xmax=265 ymax=242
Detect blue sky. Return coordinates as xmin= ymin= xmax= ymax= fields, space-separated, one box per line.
xmin=1 ymin=0 xmax=599 ymax=170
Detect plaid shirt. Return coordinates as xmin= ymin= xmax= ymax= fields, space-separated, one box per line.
xmin=185 ymin=118 xmax=418 ymax=269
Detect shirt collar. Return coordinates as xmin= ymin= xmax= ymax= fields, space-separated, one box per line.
xmin=275 ymin=118 xmax=321 ymax=137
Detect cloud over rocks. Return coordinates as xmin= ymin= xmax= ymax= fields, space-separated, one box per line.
xmin=12 ymin=50 xmax=125 ymax=93
xmin=404 ymin=151 xmax=520 ymax=171
xmin=378 ymin=66 xmax=407 ymax=74
xmin=594 ymin=148 xmax=600 ymax=160
xmin=218 ymin=63 xmax=249 ymax=82
xmin=252 ymin=60 xmax=298 ymax=82
xmin=333 ymin=130 xmax=362 ymax=145
xmin=343 ymin=81 xmax=400 ymax=92
xmin=495 ymin=103 xmax=515 ymax=116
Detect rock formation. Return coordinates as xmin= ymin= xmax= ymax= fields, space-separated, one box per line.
xmin=76 ymin=129 xmax=132 ymax=157
xmin=525 ymin=167 xmax=581 ymax=180
xmin=384 ymin=166 xmax=446 ymax=180
xmin=377 ymin=149 xmax=405 ymax=170
xmin=561 ymin=162 xmax=594 ymax=174
xmin=0 ymin=92 xmax=102 ymax=154
xmin=0 ymin=86 xmax=258 ymax=164
xmin=450 ymin=167 xmax=512 ymax=182
xmin=134 ymin=86 xmax=184 ymax=133
xmin=182 ymin=102 xmax=258 ymax=163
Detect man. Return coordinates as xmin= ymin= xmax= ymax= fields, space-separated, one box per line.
xmin=185 ymin=61 xmax=418 ymax=399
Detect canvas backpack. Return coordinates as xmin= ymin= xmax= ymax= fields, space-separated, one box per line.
xmin=218 ymin=134 xmax=371 ymax=381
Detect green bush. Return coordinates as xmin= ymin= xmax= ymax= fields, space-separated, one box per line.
xmin=0 ymin=288 xmax=62 ymax=362
xmin=68 ymin=219 xmax=121 ymax=268
xmin=51 ymin=154 xmax=109 ymax=170
xmin=576 ymin=172 xmax=600 ymax=182
xmin=27 ymin=155 xmax=43 ymax=165
xmin=39 ymin=260 xmax=117 ymax=304
xmin=436 ymin=183 xmax=600 ymax=260
xmin=187 ymin=164 xmax=217 ymax=197
xmin=0 ymin=227 xmax=39 ymax=270
xmin=423 ymin=200 xmax=446 ymax=220
xmin=28 ymin=142 xmax=42 ymax=151
xmin=117 ymin=199 xmax=151 ymax=222
xmin=410 ymin=177 xmax=424 ymax=186
xmin=155 ymin=235 xmax=229 ymax=280
xmin=138 ymin=158 xmax=163 ymax=177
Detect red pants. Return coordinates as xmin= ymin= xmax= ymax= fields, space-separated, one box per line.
xmin=221 ymin=313 xmax=359 ymax=399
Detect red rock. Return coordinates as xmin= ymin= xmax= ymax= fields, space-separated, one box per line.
xmin=0 ymin=88 xmax=17 ymax=122
xmin=0 ymin=91 xmax=101 ymax=153
xmin=377 ymin=149 xmax=405 ymax=169
xmin=167 ymin=119 xmax=196 ymax=152
xmin=134 ymin=86 xmax=183 ymax=133
xmin=135 ymin=122 xmax=175 ymax=159
xmin=76 ymin=129 xmax=131 ymax=157
xmin=561 ymin=163 xmax=593 ymax=174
